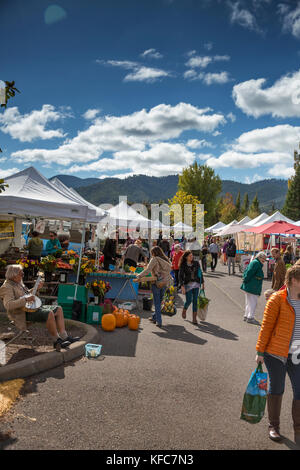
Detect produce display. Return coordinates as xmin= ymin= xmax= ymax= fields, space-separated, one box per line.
xmin=101 ymin=307 xmax=140 ymax=332
xmin=161 ymin=286 xmax=176 ymax=316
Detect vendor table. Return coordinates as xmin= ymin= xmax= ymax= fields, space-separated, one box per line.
xmin=86 ymin=272 xmax=139 ymax=309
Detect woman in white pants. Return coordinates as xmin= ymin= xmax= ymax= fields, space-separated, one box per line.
xmin=240 ymin=252 xmax=267 ymax=324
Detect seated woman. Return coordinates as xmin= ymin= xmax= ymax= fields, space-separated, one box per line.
xmin=0 ymin=265 xmax=80 ymax=351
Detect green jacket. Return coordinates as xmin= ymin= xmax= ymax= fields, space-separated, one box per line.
xmin=240 ymin=258 xmax=264 ymax=296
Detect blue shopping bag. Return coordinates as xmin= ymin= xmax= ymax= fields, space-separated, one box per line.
xmin=240 ymin=363 xmax=268 ymax=424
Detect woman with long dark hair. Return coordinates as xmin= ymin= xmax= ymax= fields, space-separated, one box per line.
xmin=179 ymin=250 xmax=204 ymax=325
xmin=135 ymin=246 xmax=172 ymax=328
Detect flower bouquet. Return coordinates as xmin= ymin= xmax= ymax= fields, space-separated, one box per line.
xmin=161 ymin=285 xmax=176 ymax=316
xmin=17 ymin=257 xmax=40 ymax=269
xmin=86 ymin=279 xmax=111 ymax=304
xmin=197 ymin=290 xmax=210 ymax=321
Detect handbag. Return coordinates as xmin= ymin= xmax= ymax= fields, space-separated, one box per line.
xmin=240 ymin=363 xmax=268 ymax=424
xmin=156 ymin=280 xmax=168 ymax=289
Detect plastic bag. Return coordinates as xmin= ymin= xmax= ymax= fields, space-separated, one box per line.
xmin=197 ymin=289 xmax=210 ymax=321
xmin=240 ymin=363 xmax=268 ymax=424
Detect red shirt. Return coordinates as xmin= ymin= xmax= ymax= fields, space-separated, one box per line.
xmin=172 ymin=250 xmax=184 ymax=270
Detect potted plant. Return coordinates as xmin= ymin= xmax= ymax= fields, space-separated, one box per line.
xmin=16 ymin=257 xmax=40 ymax=281
xmin=86 ymin=279 xmax=111 ymax=304
xmin=39 ymin=255 xmax=58 ymax=282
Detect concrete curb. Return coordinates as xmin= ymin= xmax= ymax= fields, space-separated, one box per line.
xmin=0 ymin=320 xmax=100 ymax=382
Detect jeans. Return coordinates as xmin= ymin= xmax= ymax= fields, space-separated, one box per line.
xmin=152 ymin=284 xmax=166 ymax=325
xmin=211 ymin=253 xmax=218 ymax=270
xmin=184 ymin=288 xmax=200 ymax=313
xmin=264 ymin=353 xmax=300 ymax=399
xmin=228 ymin=256 xmax=235 ymax=274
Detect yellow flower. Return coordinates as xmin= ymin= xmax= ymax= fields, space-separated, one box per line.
xmin=25 ymin=264 xmax=28 ymax=268
xmin=69 ymin=259 xmax=75 ymax=265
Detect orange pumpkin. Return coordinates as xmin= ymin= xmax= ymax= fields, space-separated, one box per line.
xmin=101 ymin=313 xmax=116 ymax=332
xmin=115 ymin=311 xmax=125 ymax=328
xmin=123 ymin=312 xmax=129 ymax=326
xmin=128 ymin=315 xmax=140 ymax=330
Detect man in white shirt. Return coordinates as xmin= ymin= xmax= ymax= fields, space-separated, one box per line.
xmin=209 ymin=239 xmax=220 ymax=272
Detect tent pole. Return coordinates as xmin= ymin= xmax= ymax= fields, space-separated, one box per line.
xmin=76 ymin=224 xmax=86 ymax=285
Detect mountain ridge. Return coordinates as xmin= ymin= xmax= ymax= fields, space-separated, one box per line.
xmin=50 ymin=174 xmax=288 ymax=211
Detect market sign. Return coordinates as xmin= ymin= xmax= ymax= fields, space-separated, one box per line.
xmin=0 ymin=220 xmax=14 ymax=239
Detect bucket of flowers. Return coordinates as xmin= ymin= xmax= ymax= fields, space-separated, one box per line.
xmin=17 ymin=257 xmax=40 ymax=280
xmin=86 ymin=279 xmax=111 ymax=304
xmin=72 ymin=258 xmax=96 ymax=285
xmin=39 ymin=256 xmax=58 ymax=282
xmin=161 ymin=285 xmax=176 ymax=316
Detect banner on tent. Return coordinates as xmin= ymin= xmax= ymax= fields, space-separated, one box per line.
xmin=0 ymin=220 xmax=14 ymax=239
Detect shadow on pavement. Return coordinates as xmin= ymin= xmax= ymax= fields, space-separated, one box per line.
xmin=195 ymin=321 xmax=239 ymax=341
xmin=0 ymin=431 xmax=18 ymax=450
xmin=152 ymin=324 xmax=207 ymax=346
xmin=280 ymin=435 xmax=300 ymax=450
xmin=96 ymin=326 xmax=139 ymax=357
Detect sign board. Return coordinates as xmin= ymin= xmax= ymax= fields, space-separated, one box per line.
xmin=0 ymin=220 xmax=14 ymax=239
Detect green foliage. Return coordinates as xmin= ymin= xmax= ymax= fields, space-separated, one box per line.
xmin=282 ymin=151 xmax=300 ymax=221
xmin=178 ymin=162 xmax=222 ymax=226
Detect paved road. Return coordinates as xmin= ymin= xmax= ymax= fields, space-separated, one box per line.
xmin=0 ymin=263 xmax=298 ymax=450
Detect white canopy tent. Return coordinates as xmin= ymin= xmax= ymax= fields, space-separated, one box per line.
xmin=205 ymin=221 xmax=226 ymax=233
xmin=51 ymin=177 xmax=107 ymax=223
xmin=238 ymin=216 xmax=252 ymax=225
xmin=257 ymin=210 xmax=296 ymax=225
xmin=0 ymin=167 xmax=105 ymax=285
xmin=0 ymin=167 xmax=93 ymax=221
xmin=213 ymin=219 xmax=238 ymax=234
xmin=244 ymin=212 xmax=270 ymax=227
xmin=215 ymin=224 xmax=251 ymax=237
xmin=172 ymin=222 xmax=193 ymax=235
xmin=101 ymin=200 xmax=151 ymax=230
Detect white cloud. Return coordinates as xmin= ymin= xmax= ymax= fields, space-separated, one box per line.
xmin=199 ymin=71 xmax=231 ymax=85
xmin=65 ymin=142 xmax=196 ymax=177
xmin=1 ymin=168 xmax=20 ymax=178
xmin=186 ymin=139 xmax=214 ymax=149
xmin=267 ymin=164 xmax=295 ymax=178
xmin=206 ymin=150 xmax=289 ymax=169
xmin=228 ymin=1 xmax=260 ymax=32
xmin=82 ymin=109 xmax=100 ymax=120
xmin=0 ymin=104 xmax=67 ymax=142
xmin=227 ymin=112 xmax=236 ymax=122
xmin=140 ymin=48 xmax=163 ymax=59
xmin=204 ymin=123 xmax=298 ymax=178
xmin=233 ymin=69 xmax=300 ymax=118
xmin=280 ymin=2 xmax=300 ymax=39
xmin=244 ymin=174 xmax=264 ymax=184
xmin=11 ymin=102 xmax=226 ymax=166
xmin=97 ymin=59 xmax=171 ymax=83
xmin=185 ymin=54 xmax=230 ymax=69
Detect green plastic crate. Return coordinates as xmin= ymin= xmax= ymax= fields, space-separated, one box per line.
xmin=59 ymin=302 xmax=86 ymax=323
xmin=57 ymin=284 xmax=88 ymax=305
xmin=86 ymin=305 xmax=103 ymax=325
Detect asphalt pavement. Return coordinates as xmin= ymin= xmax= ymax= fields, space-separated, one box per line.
xmin=0 ymin=262 xmax=298 ymax=450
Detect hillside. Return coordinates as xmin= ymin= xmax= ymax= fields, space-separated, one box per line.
xmin=51 ymin=174 xmax=288 ymax=211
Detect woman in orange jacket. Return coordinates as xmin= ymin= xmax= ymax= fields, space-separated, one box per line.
xmin=256 ymin=265 xmax=300 ymax=444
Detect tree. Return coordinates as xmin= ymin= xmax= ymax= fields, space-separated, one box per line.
xmin=248 ymin=193 xmax=260 ymax=219
xmin=241 ymin=193 xmax=249 ymax=215
xmin=0 ymin=81 xmax=20 ymax=192
xmin=235 ymin=191 xmax=241 ymax=218
xmin=218 ymin=193 xmax=237 ymax=224
xmin=282 ymin=149 xmax=300 ymax=221
xmin=178 ymin=162 xmax=222 ymax=226
xmin=168 ymin=190 xmax=205 ymax=228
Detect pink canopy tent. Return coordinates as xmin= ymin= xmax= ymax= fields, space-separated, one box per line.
xmin=244 ymin=221 xmax=300 ymax=235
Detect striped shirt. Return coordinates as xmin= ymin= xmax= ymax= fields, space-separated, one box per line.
xmin=289 ymin=294 xmax=300 ymax=354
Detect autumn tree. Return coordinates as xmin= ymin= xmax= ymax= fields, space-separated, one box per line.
xmin=168 ymin=190 xmax=206 ymax=229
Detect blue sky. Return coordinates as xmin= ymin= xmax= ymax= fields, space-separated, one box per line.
xmin=1 ymin=0 xmax=300 ymax=184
